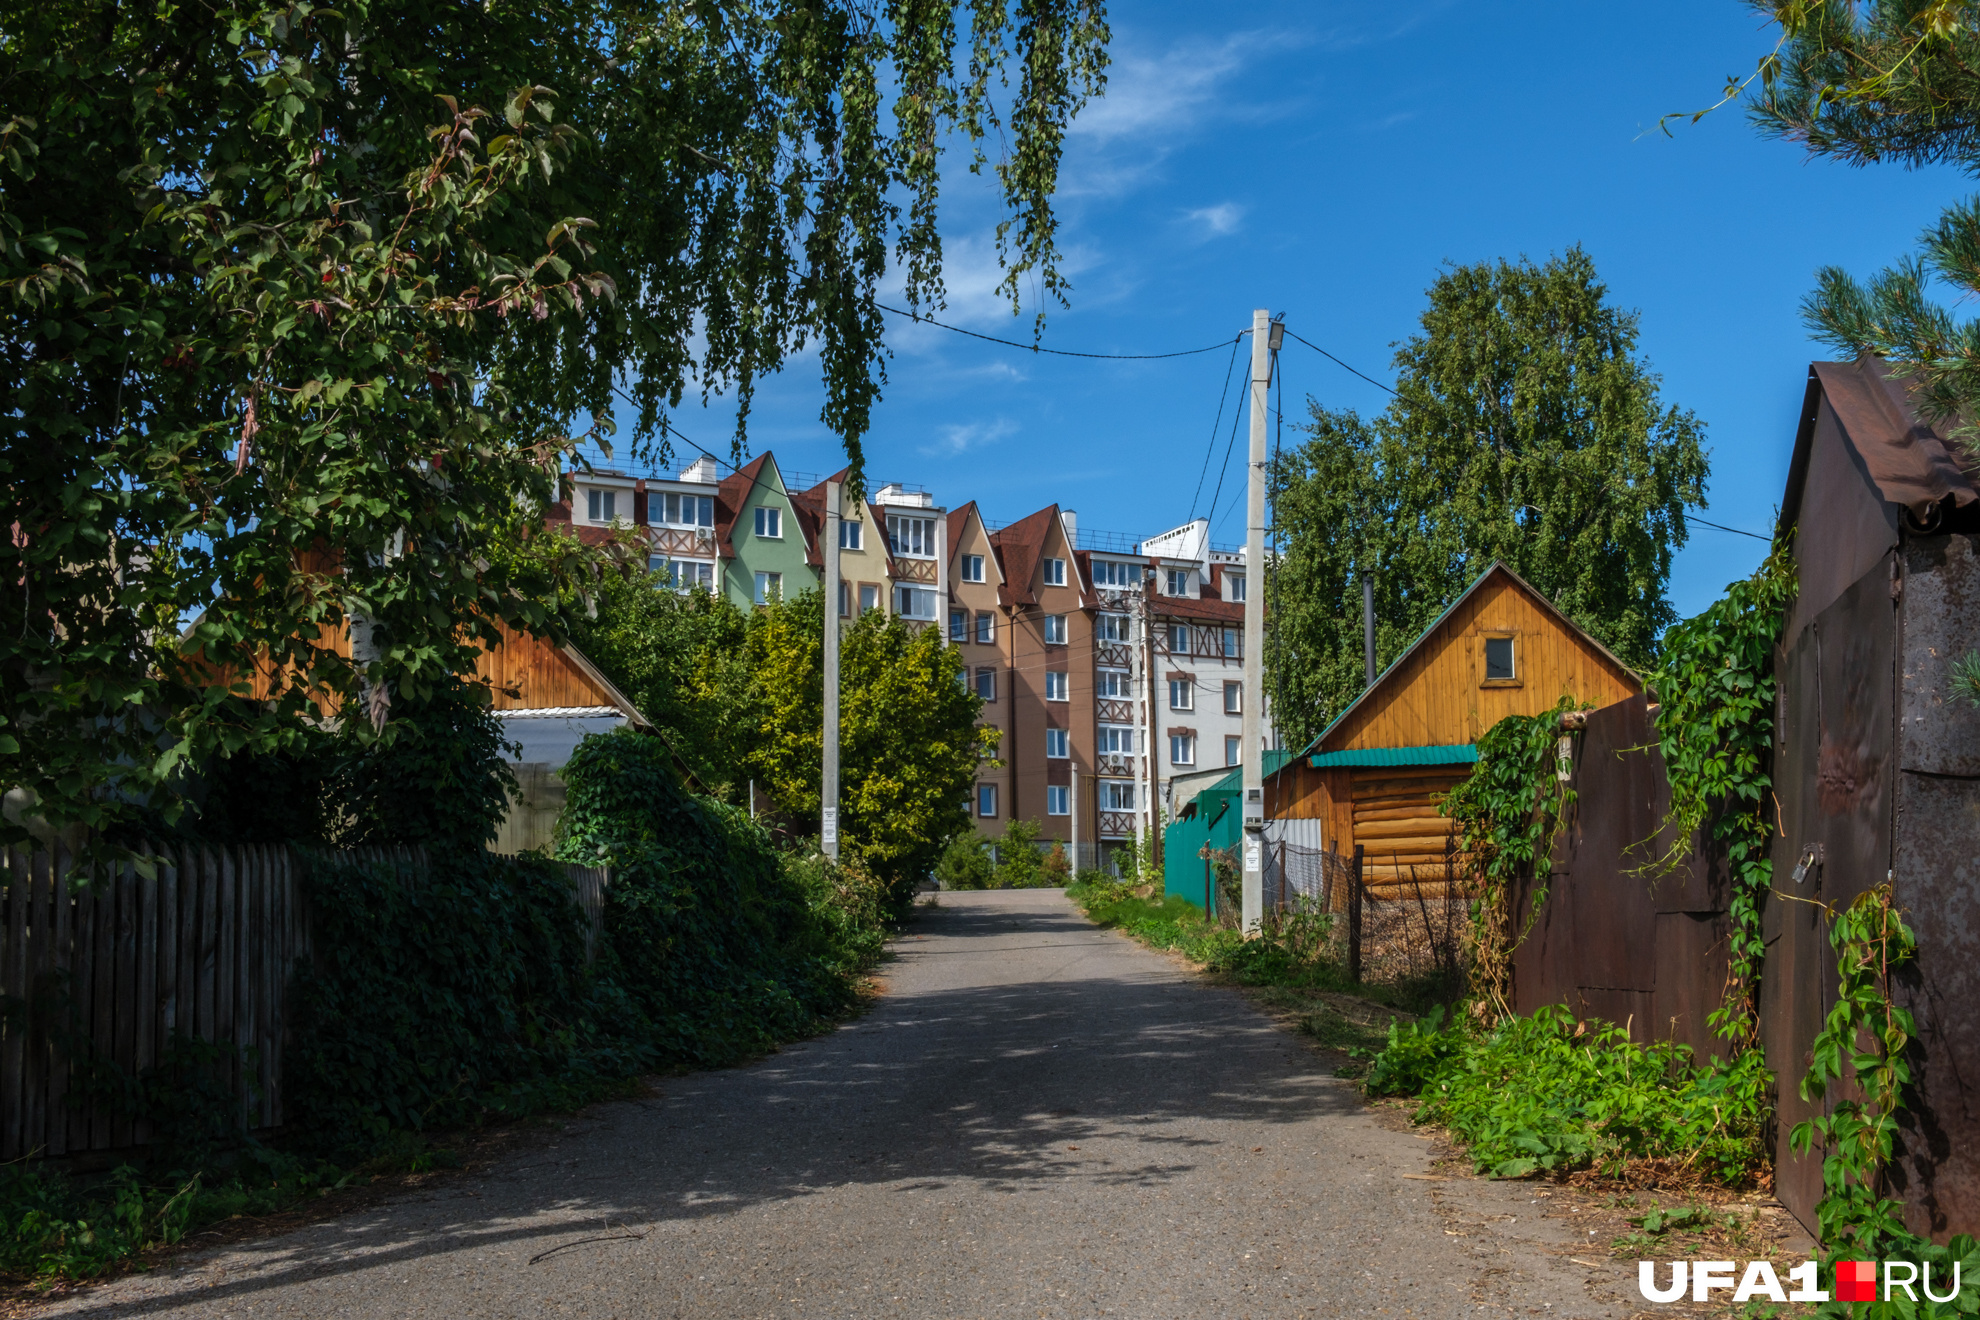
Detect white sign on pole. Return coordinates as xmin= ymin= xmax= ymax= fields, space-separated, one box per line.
xmin=822 ymin=806 xmax=838 ymax=847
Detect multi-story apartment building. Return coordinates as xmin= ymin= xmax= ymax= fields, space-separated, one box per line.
xmin=946 ymin=502 xmax=1010 ymax=825
xmin=1142 ymin=518 xmax=1259 ymax=822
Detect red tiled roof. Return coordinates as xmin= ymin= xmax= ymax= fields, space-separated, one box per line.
xmin=712 ymin=453 xmax=773 ymax=561
xmin=986 ymin=504 xmax=1060 ymax=608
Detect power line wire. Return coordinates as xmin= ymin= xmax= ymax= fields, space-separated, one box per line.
xmin=1188 ymin=336 xmax=1244 ymax=522
xmin=1283 ymin=329 xmax=1397 ymax=397
xmin=876 ymin=302 xmax=1240 ymax=360
xmin=1688 ymin=513 xmax=1771 ymax=542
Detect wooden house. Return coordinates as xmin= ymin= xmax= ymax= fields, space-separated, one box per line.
xmin=1268 ymin=561 xmax=1642 ymax=889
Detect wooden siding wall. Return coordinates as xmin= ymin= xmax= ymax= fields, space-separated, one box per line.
xmin=1346 ymin=767 xmax=1468 ymax=891
xmin=1324 ymin=573 xmax=1640 ymax=753
xmin=472 ymin=619 xmax=617 ymax=711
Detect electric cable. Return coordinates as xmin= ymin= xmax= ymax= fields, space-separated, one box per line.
xmin=1687 ymin=514 xmax=1771 ymax=542
xmin=876 ymin=302 xmax=1241 ymax=360
xmin=1282 ymin=328 xmax=1397 ymax=397
xmin=1188 ymin=335 xmax=1244 ymax=523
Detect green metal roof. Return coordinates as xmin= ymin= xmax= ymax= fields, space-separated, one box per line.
xmin=1176 ymin=748 xmax=1292 ymax=816
xmin=1306 ymin=744 xmax=1477 ymax=769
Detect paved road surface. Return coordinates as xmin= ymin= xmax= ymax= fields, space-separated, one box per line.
xmin=42 ymin=889 xmax=1621 ymax=1319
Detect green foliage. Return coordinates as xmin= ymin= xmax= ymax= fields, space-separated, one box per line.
xmin=1362 ymin=1005 xmax=1771 ymax=1185
xmin=936 ymin=829 xmax=998 ymax=890
xmin=0 ymin=1165 xmax=198 ymax=1283
xmin=995 ymin=819 xmax=1047 ymax=888
xmin=2 ymin=0 xmax=1108 ymax=853
xmin=1441 ymin=699 xmax=1583 ymax=1019
xmin=1266 ymin=248 xmax=1707 ymax=746
xmin=1649 ymin=542 xmax=1796 ymax=1038
xmin=1953 ymin=649 xmax=1980 ymax=708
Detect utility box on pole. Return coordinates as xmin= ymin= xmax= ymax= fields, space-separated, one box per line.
xmin=1241 ymin=308 xmax=1273 ymax=932
xmin=822 ymin=479 xmax=842 ymax=859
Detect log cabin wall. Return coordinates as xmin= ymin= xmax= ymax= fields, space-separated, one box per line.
xmin=1346 ymin=766 xmax=1468 ymax=893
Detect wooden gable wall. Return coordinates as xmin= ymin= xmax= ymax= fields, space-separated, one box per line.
xmin=1322 ymin=569 xmax=1640 ymax=754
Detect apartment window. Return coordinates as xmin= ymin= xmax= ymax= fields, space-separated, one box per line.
xmin=1103 ymin=781 xmax=1136 ymax=812
xmin=949 ymin=609 xmax=966 ymax=642
xmin=1167 ymin=623 xmax=1190 ymax=653
xmin=975 ymin=668 xmax=996 ymax=702
xmin=1225 ymin=735 xmax=1242 ymax=767
xmin=859 ymin=584 xmax=880 ymax=614
xmin=1045 ymin=671 xmax=1068 ymax=701
xmin=977 ymin=783 xmax=998 ymax=818
xmin=1045 ymin=728 xmax=1069 ymax=758
xmin=1096 ymin=613 xmax=1129 ymax=642
xmin=1170 ymin=734 xmax=1196 ymax=766
xmin=1043 ymin=614 xmax=1067 ymax=645
xmin=659 ymin=560 xmax=713 ymax=592
xmin=754 ymin=571 xmax=782 ymax=605
xmin=648 ymin=555 xmax=668 ymax=578
xmin=1485 ymin=635 xmax=1517 ymax=682
xmin=1165 ymin=568 xmax=1189 ymax=596
xmin=586 ymin=488 xmax=617 ymax=523
xmin=1092 ymin=560 xmax=1138 ymax=588
xmin=888 ymin=514 xmax=937 ymax=557
xmin=1227 ymin=573 xmax=1246 ymax=602
xmin=660 ymin=492 xmax=715 ymax=527
xmin=1169 ymin=679 xmax=1193 ymax=711
xmin=1222 ymin=628 xmax=1240 ymax=659
xmin=962 ymin=554 xmax=985 ymax=583
xmin=1097 ymin=724 xmax=1135 ymax=755
xmin=839 ymin=519 xmax=863 ymax=550
xmin=1047 ymin=785 xmax=1069 ymax=816
xmin=840 ymin=581 xmax=852 ymax=617
xmin=1097 ymin=668 xmax=1131 ymax=699
xmin=1224 ymin=680 xmax=1242 ymax=715
xmin=1043 ymin=557 xmax=1067 ymax=586
xmin=754 ymin=506 xmax=782 ymax=538
xmin=974 ymin=612 xmax=994 ymax=645
xmin=897 ymin=585 xmax=939 ymax=619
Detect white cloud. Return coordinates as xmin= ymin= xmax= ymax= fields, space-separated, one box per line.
xmin=1183 ymin=202 xmax=1245 ymax=238
xmin=921 ymin=418 xmax=1016 ymax=458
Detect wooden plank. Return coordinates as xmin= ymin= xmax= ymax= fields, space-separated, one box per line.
xmin=264 ymin=846 xmax=284 ymax=1129
xmin=196 ymin=847 xmax=218 ymax=1054
xmin=110 ymin=858 xmax=138 ymax=1149
xmin=247 ymin=844 xmax=267 ymax=1131
xmin=215 ymin=846 xmax=237 ymax=1122
xmin=90 ymin=850 xmax=117 ymax=1150
xmin=1351 ymin=804 xmax=1459 ymax=824
xmin=66 ymin=844 xmax=95 ymax=1152
xmin=22 ymin=848 xmax=50 ymax=1162
xmin=134 ymin=854 xmax=158 ymax=1149
xmin=45 ymin=846 xmax=70 ymax=1158
xmin=1 ymin=847 xmax=26 ymax=1161
xmin=1352 ymin=816 xmax=1455 ymax=837
xmin=159 ymin=845 xmax=179 ymax=1045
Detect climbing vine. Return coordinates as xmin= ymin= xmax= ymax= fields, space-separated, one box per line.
xmin=1442 ymin=697 xmax=1584 ymax=1023
xmin=1647 ymin=541 xmax=1796 ymax=1041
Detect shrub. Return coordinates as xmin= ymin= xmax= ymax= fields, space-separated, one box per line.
xmin=995 ymin=819 xmax=1046 ymax=888
xmin=935 ymin=830 xmax=997 ymax=890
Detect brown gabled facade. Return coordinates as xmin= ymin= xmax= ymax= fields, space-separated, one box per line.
xmin=987 ymin=504 xmax=1091 ymax=848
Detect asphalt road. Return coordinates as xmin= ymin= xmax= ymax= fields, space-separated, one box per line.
xmin=42 ymin=889 xmax=1623 ymax=1319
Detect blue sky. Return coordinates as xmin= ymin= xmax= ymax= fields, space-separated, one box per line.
xmin=625 ymin=1 xmax=1968 ymax=621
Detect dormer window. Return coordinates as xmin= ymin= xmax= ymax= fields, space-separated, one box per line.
xmin=1043 ymin=557 xmax=1067 ymax=586
xmin=1227 ymin=573 xmax=1246 ymax=602
xmin=1165 ymin=568 xmax=1190 ymax=596
xmin=1483 ymin=634 xmax=1519 ymax=686
xmin=586 ymin=489 xmax=617 ymax=523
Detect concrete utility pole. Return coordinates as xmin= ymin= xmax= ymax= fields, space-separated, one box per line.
xmin=1241 ymin=308 xmax=1274 ymax=933
xmin=822 ymin=480 xmax=842 ymax=860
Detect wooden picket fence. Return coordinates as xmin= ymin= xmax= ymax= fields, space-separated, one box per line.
xmin=0 ymin=842 xmax=609 ymax=1163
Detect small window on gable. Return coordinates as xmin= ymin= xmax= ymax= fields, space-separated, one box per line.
xmin=1043 ymin=557 xmax=1066 ymax=586
xmin=1484 ymin=635 xmax=1517 ymax=684
xmin=962 ymin=554 xmax=985 ymax=583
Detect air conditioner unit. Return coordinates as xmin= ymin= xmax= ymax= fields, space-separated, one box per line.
xmin=695 ymin=526 xmax=714 ymax=544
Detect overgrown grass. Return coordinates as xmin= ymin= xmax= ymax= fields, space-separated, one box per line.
xmin=1360 ymin=1004 xmax=1771 ymax=1186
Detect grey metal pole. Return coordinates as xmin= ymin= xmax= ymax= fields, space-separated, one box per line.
xmin=1362 ymin=573 xmax=1377 ymax=688
xmin=822 ymin=480 xmax=842 ymax=859
xmin=1241 ymin=308 xmax=1270 ymax=934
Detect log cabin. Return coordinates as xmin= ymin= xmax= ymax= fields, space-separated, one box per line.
xmin=1268 ymin=561 xmax=1642 ymax=893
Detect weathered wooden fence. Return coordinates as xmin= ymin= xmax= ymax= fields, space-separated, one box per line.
xmin=0 ymin=843 xmax=609 ymax=1163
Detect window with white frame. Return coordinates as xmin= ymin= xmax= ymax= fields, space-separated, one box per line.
xmin=1043 ymin=557 xmax=1066 ymax=586
xmin=658 ymin=559 xmax=713 ymax=592
xmin=753 ymin=506 xmax=782 ymax=538
xmin=977 ymin=783 xmax=998 ymax=817
xmin=1047 ymin=785 xmax=1069 ymax=816
xmin=1097 ymin=668 xmax=1131 ymax=699
xmin=1169 ymin=679 xmax=1193 ymax=711
xmin=648 ymin=555 xmax=667 ymax=577
xmin=1227 ymin=573 xmax=1246 ymax=602
xmin=1222 ymin=628 xmax=1240 ymax=659
xmin=1091 ymin=559 xmax=1138 ymax=588
xmin=657 ymin=492 xmax=715 ymax=527
xmin=1103 ymin=780 xmax=1136 ymax=811
xmin=586 ymin=488 xmax=618 ymax=523
xmin=1224 ymin=680 xmax=1242 ymax=714
xmin=949 ymin=609 xmax=966 ymax=642
xmin=1043 ymin=614 xmax=1067 ymax=645
xmin=859 ymin=584 xmax=879 ymax=614
xmin=1167 ymin=623 xmax=1190 ymax=653
xmin=896 ymin=585 xmax=938 ymax=619
xmin=1096 ymin=724 xmax=1135 ymax=755
xmin=962 ymin=554 xmax=984 ymax=582
xmin=974 ymin=612 xmax=994 ymax=644
xmin=1044 ymin=671 xmax=1068 ymax=701
xmin=1096 ymin=613 xmax=1129 ymax=642
xmin=754 ymin=571 xmax=782 ymax=604
xmin=1170 ymin=734 xmax=1196 ymax=765
xmin=1225 ymin=735 xmax=1241 ymax=766
xmin=1045 ymin=728 xmax=1069 ymax=758
xmin=839 ymin=519 xmax=863 ymax=550
xmin=888 ymin=514 xmax=937 ymax=558
xmin=1165 ymin=567 xmax=1189 ymax=596
xmin=974 ymin=668 xmax=996 ymax=701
